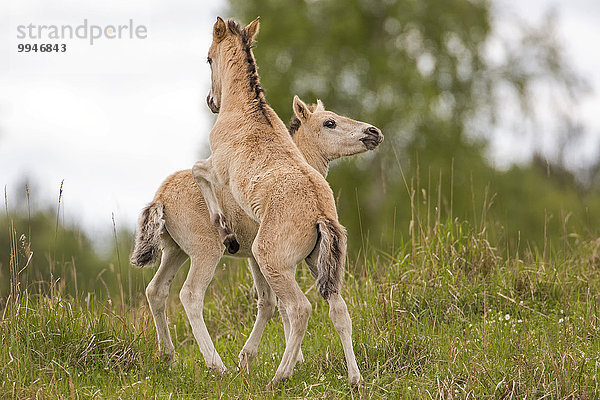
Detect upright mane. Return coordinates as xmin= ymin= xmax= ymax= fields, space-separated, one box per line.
xmin=288 ymin=103 xmax=318 ymax=136
xmin=226 ymin=19 xmax=270 ymax=125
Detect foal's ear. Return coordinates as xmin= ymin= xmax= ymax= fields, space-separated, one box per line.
xmin=293 ymin=95 xmax=312 ymax=123
xmin=244 ymin=17 xmax=260 ymax=42
xmin=214 ymin=16 xmax=227 ymax=42
xmin=314 ymin=99 xmax=325 ymax=112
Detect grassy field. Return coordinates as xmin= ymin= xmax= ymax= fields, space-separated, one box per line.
xmin=2 ymin=219 xmax=600 ymax=399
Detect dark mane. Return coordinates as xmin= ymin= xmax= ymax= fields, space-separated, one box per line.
xmin=226 ymin=19 xmax=270 ymax=125
xmin=288 ymin=103 xmax=318 ymax=136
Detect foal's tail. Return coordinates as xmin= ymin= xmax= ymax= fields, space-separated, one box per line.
xmin=130 ymin=201 xmax=165 ymax=267
xmin=315 ymin=219 xmax=348 ymax=300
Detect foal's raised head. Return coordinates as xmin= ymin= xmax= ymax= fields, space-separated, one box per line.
xmin=206 ymin=16 xmax=261 ymax=113
xmin=290 ymin=96 xmax=384 ymax=160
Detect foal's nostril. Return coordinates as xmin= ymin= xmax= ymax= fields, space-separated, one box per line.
xmin=366 ymin=126 xmax=381 ymax=136
xmin=365 ymin=126 xmax=383 ymax=142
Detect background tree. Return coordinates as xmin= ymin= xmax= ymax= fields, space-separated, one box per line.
xmin=226 ymin=0 xmax=598 ymax=253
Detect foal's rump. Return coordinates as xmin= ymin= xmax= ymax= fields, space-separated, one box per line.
xmin=156 ymin=170 xmax=224 ymax=257
xmin=251 ymin=209 xmax=347 ymax=302
xmin=130 ymin=170 xmax=227 ymax=268
xmin=251 ymin=169 xmax=347 ymax=298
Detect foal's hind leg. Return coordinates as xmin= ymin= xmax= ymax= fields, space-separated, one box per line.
xmin=192 ymin=159 xmax=239 ymax=254
xmin=238 ymin=257 xmax=276 ymax=370
xmin=146 ymin=233 xmax=188 ymax=364
xmin=279 ymin=286 xmax=305 ymax=364
xmin=326 ymin=293 xmax=363 ymax=387
xmin=306 ymin=252 xmax=363 ymax=387
xmin=180 ymin=245 xmax=227 ymax=373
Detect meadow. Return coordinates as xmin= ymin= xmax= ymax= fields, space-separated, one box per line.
xmin=3 ymin=1 xmax=599 ymax=398
xmin=2 ymin=205 xmax=599 ymax=399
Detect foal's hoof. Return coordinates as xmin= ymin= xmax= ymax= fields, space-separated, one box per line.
xmin=238 ymin=348 xmax=256 ymax=373
xmin=267 ymin=376 xmax=288 ymax=390
xmin=210 ymin=364 xmax=228 ymax=375
xmin=224 ymin=234 xmax=240 ymax=254
xmin=349 ymin=373 xmax=365 ymax=389
xmin=160 ymin=352 xmax=177 ymax=368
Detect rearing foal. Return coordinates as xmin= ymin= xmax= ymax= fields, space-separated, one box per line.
xmin=193 ymin=17 xmax=363 ymax=387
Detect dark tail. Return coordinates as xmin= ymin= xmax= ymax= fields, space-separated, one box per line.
xmin=130 ymin=202 xmax=165 ymax=267
xmin=315 ymin=219 xmax=348 ymax=300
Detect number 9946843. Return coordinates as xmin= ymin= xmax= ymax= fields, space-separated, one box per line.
xmin=17 ymin=43 xmax=66 ymax=52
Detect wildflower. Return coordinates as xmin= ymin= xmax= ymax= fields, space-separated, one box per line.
xmin=559 ymin=318 xmax=564 ymax=323
xmin=505 ymin=314 xmax=510 ymax=321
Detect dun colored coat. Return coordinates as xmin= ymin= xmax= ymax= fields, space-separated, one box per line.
xmin=131 ymin=99 xmax=382 ymax=382
xmin=189 ymin=17 xmax=378 ymax=387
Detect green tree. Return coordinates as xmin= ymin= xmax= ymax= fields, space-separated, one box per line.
xmin=226 ymin=0 xmax=595 ymax=252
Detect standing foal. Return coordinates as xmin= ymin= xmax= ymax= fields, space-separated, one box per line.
xmin=191 ymin=17 xmax=369 ymax=387
xmin=130 ymin=99 xmax=382 ymax=375
xmin=131 ymin=97 xmax=383 ymax=372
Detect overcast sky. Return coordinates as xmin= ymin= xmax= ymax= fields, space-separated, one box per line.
xmin=1 ymin=0 xmax=599 ymax=245
xmin=489 ymin=0 xmax=600 ymax=170
xmin=1 ymin=0 xmax=223 ymax=243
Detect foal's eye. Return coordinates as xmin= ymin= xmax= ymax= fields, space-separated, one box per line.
xmin=207 ymin=57 xmax=212 ymax=64
xmin=323 ymin=119 xmax=336 ymax=129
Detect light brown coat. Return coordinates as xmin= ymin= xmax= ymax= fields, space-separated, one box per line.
xmin=131 ymin=99 xmax=382 ymax=378
xmin=190 ymin=17 xmax=371 ymax=386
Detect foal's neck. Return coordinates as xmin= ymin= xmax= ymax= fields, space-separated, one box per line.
xmin=293 ymin=126 xmax=330 ymax=178
xmin=220 ymin=44 xmax=271 ymax=125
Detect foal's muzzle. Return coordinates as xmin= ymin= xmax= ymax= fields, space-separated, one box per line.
xmin=207 ymin=95 xmax=220 ymax=114
xmin=360 ymin=126 xmax=383 ymax=150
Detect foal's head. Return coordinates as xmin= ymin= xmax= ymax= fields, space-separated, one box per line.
xmin=290 ymin=96 xmax=384 ymax=160
xmin=206 ymin=17 xmax=261 ymax=114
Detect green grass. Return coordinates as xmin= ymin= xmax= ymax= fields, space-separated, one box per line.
xmin=2 ymin=221 xmax=600 ymax=398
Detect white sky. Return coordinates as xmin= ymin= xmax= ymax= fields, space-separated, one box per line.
xmin=489 ymin=0 xmax=600 ymax=170
xmin=1 ymin=0 xmax=599 ymax=244
xmin=1 ymin=0 xmax=223 ymax=242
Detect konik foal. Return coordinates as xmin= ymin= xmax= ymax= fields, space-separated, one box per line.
xmin=190 ymin=17 xmax=377 ymax=387
xmin=131 ymin=98 xmax=382 ymax=384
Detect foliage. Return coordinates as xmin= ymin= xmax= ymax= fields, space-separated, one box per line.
xmin=224 ymin=0 xmax=598 ymax=251
xmin=0 ymin=208 xmax=154 ymax=304
xmin=0 ymin=210 xmax=98 ymax=300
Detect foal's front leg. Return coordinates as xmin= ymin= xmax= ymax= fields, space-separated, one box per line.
xmin=238 ymin=257 xmax=276 ymax=371
xmin=192 ymin=158 xmax=239 ymax=254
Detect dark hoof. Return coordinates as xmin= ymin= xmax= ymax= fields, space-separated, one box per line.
xmin=224 ymin=235 xmax=240 ymax=254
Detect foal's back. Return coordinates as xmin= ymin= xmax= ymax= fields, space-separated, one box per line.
xmin=212 ymin=112 xmax=338 ymax=230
